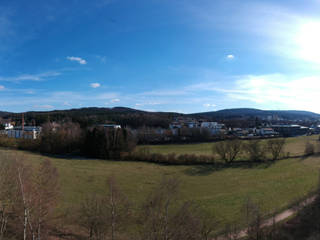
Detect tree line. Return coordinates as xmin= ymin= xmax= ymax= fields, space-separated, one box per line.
xmin=0 ymin=120 xmax=319 ymax=165
xmin=0 ymin=122 xmax=136 ymax=160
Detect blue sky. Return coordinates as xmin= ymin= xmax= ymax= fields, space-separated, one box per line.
xmin=1 ymin=0 xmax=320 ymax=113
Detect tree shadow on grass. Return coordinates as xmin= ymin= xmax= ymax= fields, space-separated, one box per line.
xmin=299 ymin=152 xmax=320 ymax=162
xmin=184 ymin=161 xmax=275 ymax=176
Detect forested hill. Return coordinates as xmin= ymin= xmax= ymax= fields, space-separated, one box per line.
xmin=190 ymin=108 xmax=320 ymax=120
xmin=1 ymin=107 xmax=320 ymax=128
xmin=5 ymin=107 xmax=182 ymax=128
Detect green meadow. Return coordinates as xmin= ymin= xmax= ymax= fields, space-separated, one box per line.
xmin=1 ymin=135 xmax=320 ymax=233
xmin=139 ymin=135 xmax=319 ymax=158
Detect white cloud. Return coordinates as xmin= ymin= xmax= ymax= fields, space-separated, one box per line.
xmin=213 ymin=73 xmax=320 ymax=113
xmin=0 ymin=85 xmax=4 ymax=90
xmin=67 ymin=56 xmax=87 ymax=65
xmin=226 ymin=54 xmax=235 ymax=60
xmin=110 ymin=98 xmax=120 ymax=103
xmin=63 ymin=101 xmax=72 ymax=106
xmin=90 ymin=83 xmax=101 ymax=88
xmin=203 ymin=103 xmax=216 ymax=107
xmin=33 ymin=104 xmax=54 ymax=110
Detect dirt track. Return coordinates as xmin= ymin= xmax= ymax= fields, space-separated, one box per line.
xmin=216 ymin=195 xmax=317 ymax=240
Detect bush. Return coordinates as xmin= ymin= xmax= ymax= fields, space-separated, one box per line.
xmin=213 ymin=140 xmax=242 ymax=163
xmin=245 ymin=140 xmax=266 ymax=162
xmin=17 ymin=138 xmax=41 ymax=151
xmin=0 ymin=136 xmax=18 ymax=148
xmin=267 ymin=138 xmax=286 ymax=161
xmin=125 ymin=151 xmax=215 ymax=165
xmin=304 ymin=142 xmax=315 ymax=156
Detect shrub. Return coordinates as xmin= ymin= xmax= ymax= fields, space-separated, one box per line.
xmin=304 ymin=142 xmax=315 ymax=156
xmin=245 ymin=140 xmax=266 ymax=162
xmin=213 ymin=140 xmax=242 ymax=163
xmin=0 ymin=136 xmax=18 ymax=148
xmin=267 ymin=138 xmax=286 ymax=161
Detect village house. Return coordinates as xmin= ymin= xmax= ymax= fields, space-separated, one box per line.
xmin=6 ymin=126 xmax=42 ymax=140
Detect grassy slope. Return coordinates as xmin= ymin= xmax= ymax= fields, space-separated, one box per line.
xmin=1 ymin=136 xmax=320 ymax=232
xmin=139 ymin=135 xmax=319 ymax=158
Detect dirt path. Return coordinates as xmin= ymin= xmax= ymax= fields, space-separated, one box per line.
xmin=216 ymin=195 xmax=317 ymax=240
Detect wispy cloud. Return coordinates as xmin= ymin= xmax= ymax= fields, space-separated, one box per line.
xmin=0 ymin=71 xmax=61 ymax=82
xmin=0 ymin=85 xmax=4 ymax=90
xmin=66 ymin=56 xmax=87 ymax=65
xmin=33 ymin=104 xmax=54 ymax=110
xmin=90 ymin=83 xmax=101 ymax=88
xmin=95 ymin=55 xmax=107 ymax=63
xmin=211 ymin=73 xmax=320 ymax=112
xmin=110 ymin=98 xmax=120 ymax=103
xmin=140 ymin=89 xmax=189 ymax=96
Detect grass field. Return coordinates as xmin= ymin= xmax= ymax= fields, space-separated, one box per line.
xmin=1 ymin=135 xmax=320 ymax=233
xmin=139 ymin=135 xmax=320 ymax=159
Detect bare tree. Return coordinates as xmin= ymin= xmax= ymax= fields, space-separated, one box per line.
xmin=76 ymin=176 xmax=130 ymax=240
xmin=15 ymin=159 xmax=33 ymax=240
xmin=213 ymin=140 xmax=242 ymax=164
xmin=267 ymin=138 xmax=286 ymax=161
xmin=106 ymin=176 xmax=130 ymax=240
xmin=304 ymin=141 xmax=315 ymax=156
xmin=139 ymin=177 xmax=216 ymax=240
xmin=77 ymin=194 xmax=109 ymax=240
xmin=30 ymin=159 xmax=59 ymax=240
xmin=0 ymin=155 xmax=17 ymax=240
xmin=139 ymin=177 xmax=180 ymax=240
xmin=243 ymin=198 xmax=264 ymax=240
xmin=245 ymin=140 xmax=266 ymax=162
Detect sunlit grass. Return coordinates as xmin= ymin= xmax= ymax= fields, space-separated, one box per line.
xmin=1 ymin=136 xmax=319 ymax=232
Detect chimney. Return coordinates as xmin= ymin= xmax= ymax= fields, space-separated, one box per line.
xmin=22 ymin=113 xmax=24 ymax=131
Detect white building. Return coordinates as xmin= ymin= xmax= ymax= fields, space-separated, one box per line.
xmin=200 ymin=122 xmax=225 ymax=135
xmin=7 ymin=126 xmax=41 ymax=140
xmin=4 ymin=123 xmax=14 ymax=130
xmin=99 ymin=124 xmax=121 ymax=129
xmin=200 ymin=122 xmax=224 ymax=129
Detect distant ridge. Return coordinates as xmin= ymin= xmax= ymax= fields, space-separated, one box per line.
xmin=1 ymin=107 xmax=319 ymax=122
xmin=189 ymin=108 xmax=320 ymax=120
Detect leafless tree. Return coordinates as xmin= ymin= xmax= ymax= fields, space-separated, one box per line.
xmin=14 ymin=158 xmax=34 ymax=240
xmin=267 ymin=138 xmax=286 ymax=161
xmin=243 ymin=198 xmax=264 ymax=240
xmin=304 ymin=141 xmax=315 ymax=156
xmin=245 ymin=140 xmax=266 ymax=162
xmin=76 ymin=176 xmax=130 ymax=240
xmin=139 ymin=176 xmax=216 ymax=240
xmin=77 ymin=194 xmax=109 ymax=240
xmin=0 ymin=155 xmax=17 ymax=240
xmin=30 ymin=159 xmax=59 ymax=240
xmin=106 ymin=176 xmax=130 ymax=240
xmin=213 ymin=140 xmax=243 ymax=163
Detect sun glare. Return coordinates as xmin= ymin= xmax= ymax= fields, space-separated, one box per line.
xmin=296 ymin=21 xmax=320 ymax=63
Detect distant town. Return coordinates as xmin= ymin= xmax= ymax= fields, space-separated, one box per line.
xmin=1 ymin=111 xmax=320 ymax=144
